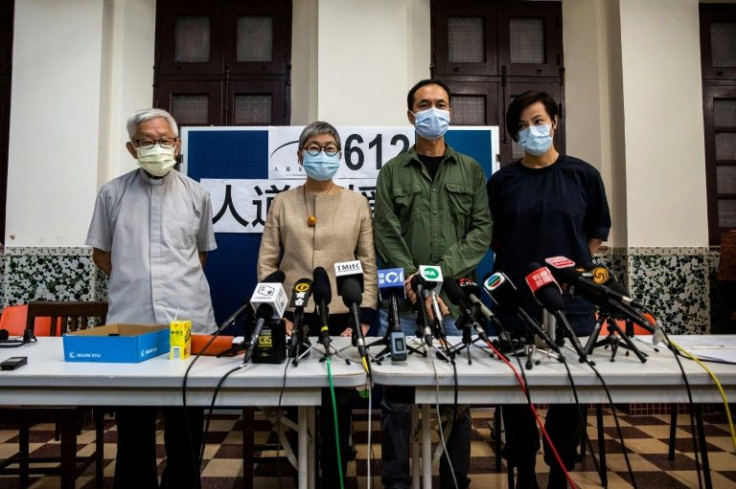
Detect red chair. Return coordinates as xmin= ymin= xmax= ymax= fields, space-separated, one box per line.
xmin=0 ymin=301 xmax=108 ymax=489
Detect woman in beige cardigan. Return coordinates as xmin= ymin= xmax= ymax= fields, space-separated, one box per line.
xmin=256 ymin=120 xmax=377 ymax=488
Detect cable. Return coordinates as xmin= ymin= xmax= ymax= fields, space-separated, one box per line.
xmin=366 ymin=381 xmax=373 ymax=489
xmin=427 ymin=343 xmax=460 ymax=489
xmin=275 ymin=356 xmax=291 ymax=489
xmin=326 ymin=357 xmax=346 ymax=489
xmin=488 ymin=332 xmax=579 ymax=489
xmin=667 ymin=334 xmax=736 ymax=450
xmin=199 ymin=364 xmax=244 ymax=465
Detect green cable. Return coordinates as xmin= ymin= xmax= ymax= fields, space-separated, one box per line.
xmin=326 ymin=357 xmax=345 ymax=489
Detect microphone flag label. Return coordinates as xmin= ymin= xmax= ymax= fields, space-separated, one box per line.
xmin=335 ymin=260 xmax=363 ymax=276
xmin=591 ymin=266 xmax=611 ymax=285
xmin=484 ymin=273 xmax=505 ymax=291
xmin=545 ymin=256 xmax=576 ymax=269
xmin=378 ymin=268 xmax=404 ymax=287
xmin=525 ymin=267 xmax=556 ymax=293
xmin=419 ymin=265 xmax=443 ymax=282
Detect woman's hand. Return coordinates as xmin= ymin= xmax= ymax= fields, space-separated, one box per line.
xmin=340 ymin=324 xmax=371 ymax=337
xmin=283 ymin=318 xmax=294 ymax=336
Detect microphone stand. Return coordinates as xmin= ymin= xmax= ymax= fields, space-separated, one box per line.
xmin=513 ymin=307 xmax=565 ymax=366
xmin=289 ymin=309 xmax=312 ymax=367
xmin=425 ymin=289 xmax=453 ymax=363
xmin=582 ymin=308 xmax=648 ymax=363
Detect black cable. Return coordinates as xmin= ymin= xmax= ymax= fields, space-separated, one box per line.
xmin=199 ymin=364 xmax=243 ymax=465
xmin=560 ymin=358 xmax=602 ymax=478
xmin=662 ymin=329 xmax=705 ymax=489
xmin=275 ymin=355 xmax=291 ymax=489
xmin=582 ymin=359 xmax=638 ymax=489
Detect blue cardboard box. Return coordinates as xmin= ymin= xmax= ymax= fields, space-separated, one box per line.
xmin=63 ymin=324 xmax=170 ymax=363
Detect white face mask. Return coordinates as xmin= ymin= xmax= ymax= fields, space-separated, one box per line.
xmin=136 ymin=144 xmax=177 ymax=177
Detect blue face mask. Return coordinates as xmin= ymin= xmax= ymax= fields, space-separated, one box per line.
xmin=413 ymin=107 xmax=450 ymax=141
xmin=302 ymin=151 xmax=340 ymax=181
xmin=518 ymin=124 xmax=554 ymax=156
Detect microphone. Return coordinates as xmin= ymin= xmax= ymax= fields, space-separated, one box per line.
xmin=378 ymin=268 xmax=407 ymax=361
xmin=458 ymin=278 xmax=508 ymax=335
xmin=243 ymin=272 xmax=288 ymax=364
xmin=443 ymin=278 xmax=489 ymax=342
xmin=288 ymin=277 xmax=312 ymax=357
xmin=525 ymin=263 xmax=588 ymax=361
xmin=483 ymin=272 xmax=562 ymax=355
xmin=340 ymin=276 xmax=370 ymax=372
xmin=418 ymin=265 xmax=446 ymax=339
xmin=410 ymin=274 xmax=433 ymax=346
xmin=590 ymin=265 xmax=645 ymax=310
xmin=313 ymin=266 xmax=332 ymax=352
xmin=544 ymin=256 xmax=654 ymax=332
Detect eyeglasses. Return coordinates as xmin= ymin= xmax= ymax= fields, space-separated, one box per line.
xmin=135 ymin=138 xmax=179 ymax=149
xmin=301 ymin=144 xmax=340 ymax=157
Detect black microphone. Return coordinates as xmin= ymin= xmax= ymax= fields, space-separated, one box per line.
xmin=545 ymin=256 xmax=654 ymax=332
xmin=443 ymin=278 xmax=489 ymax=342
xmin=483 ymin=272 xmax=562 ymax=356
xmin=288 ymin=277 xmax=312 ymax=357
xmin=220 ymin=270 xmax=285 ymax=331
xmin=341 ymin=277 xmax=370 ymax=372
xmin=525 ymin=263 xmax=588 ymax=361
xmin=458 ymin=278 xmax=507 ymax=335
xmin=313 ymin=266 xmax=332 ymax=352
xmin=410 ymin=274 xmax=433 ymax=346
xmin=243 ymin=271 xmax=287 ymax=364
xmin=590 ymin=265 xmax=644 ymax=309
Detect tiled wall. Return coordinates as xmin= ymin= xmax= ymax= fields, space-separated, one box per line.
xmin=0 ymin=246 xmax=723 ymax=335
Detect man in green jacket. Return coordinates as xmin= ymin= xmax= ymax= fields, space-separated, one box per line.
xmin=374 ymin=79 xmax=493 ymax=489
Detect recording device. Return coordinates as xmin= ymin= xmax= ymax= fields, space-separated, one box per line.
xmin=443 ymin=278 xmax=489 ymax=342
xmin=1 ymin=356 xmax=28 ymax=370
xmin=378 ymin=268 xmax=407 ymax=361
xmin=483 ymin=272 xmax=562 ymax=355
xmin=525 ymin=264 xmax=588 ymax=361
xmin=244 ymin=274 xmax=288 ymax=364
xmin=458 ymin=278 xmax=506 ymax=334
xmin=313 ymin=266 xmax=333 ymax=352
xmin=288 ymin=278 xmax=312 ymax=358
xmin=335 ymin=260 xmax=364 ymax=292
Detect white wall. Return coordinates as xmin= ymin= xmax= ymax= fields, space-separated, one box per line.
xmin=619 ymin=0 xmax=708 ymax=248
xmin=97 ymin=0 xmax=156 ymax=187
xmin=6 ymin=0 xmax=105 ymax=247
xmin=317 ymin=0 xmax=430 ymax=125
xmin=290 ymin=0 xmax=319 ymax=124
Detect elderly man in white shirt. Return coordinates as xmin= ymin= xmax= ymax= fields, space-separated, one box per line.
xmin=86 ymin=108 xmax=216 ymax=489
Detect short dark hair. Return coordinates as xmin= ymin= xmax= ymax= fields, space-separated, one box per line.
xmin=505 ymin=91 xmax=561 ymax=142
xmin=407 ymin=79 xmax=452 ymax=111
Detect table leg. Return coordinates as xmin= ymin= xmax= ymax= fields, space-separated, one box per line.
xmin=308 ymin=406 xmax=316 ymax=489
xmin=298 ymin=406 xmax=307 ymax=489
xmin=422 ymin=404 xmax=431 ymax=489
xmin=411 ymin=405 xmax=419 ymax=489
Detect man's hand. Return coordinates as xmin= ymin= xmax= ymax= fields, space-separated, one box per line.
xmin=340 ymin=324 xmax=371 ymax=337
xmin=91 ymin=248 xmax=112 ymax=277
xmin=424 ymin=294 xmax=450 ymax=322
xmin=405 ymin=273 xmax=418 ymax=303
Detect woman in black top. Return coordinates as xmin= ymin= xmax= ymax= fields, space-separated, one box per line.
xmin=487 ymin=91 xmax=611 ymax=489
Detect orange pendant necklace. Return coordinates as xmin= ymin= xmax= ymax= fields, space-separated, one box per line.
xmin=304 ymin=183 xmax=334 ymax=227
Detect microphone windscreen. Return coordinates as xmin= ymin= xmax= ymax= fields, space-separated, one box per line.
xmin=312 ymin=266 xmax=332 ymax=304
xmin=340 ymin=277 xmax=363 ymax=308
xmin=262 ymin=270 xmax=286 ymax=283
xmin=548 ymin=265 xmax=579 ymax=286
xmin=442 ymin=277 xmax=466 ymax=306
xmin=534 ymin=285 xmax=566 ymax=312
xmin=255 ymin=303 xmax=274 ymax=320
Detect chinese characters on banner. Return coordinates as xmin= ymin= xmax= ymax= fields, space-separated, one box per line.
xmin=205 ymin=126 xmax=415 ymax=234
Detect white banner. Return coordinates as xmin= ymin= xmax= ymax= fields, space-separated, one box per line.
xmin=202 ymin=178 xmax=377 ymax=233
xmin=268 ymin=126 xmax=415 ymax=180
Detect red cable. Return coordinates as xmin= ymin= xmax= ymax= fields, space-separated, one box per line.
xmin=485 ymin=340 xmax=578 ymax=489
